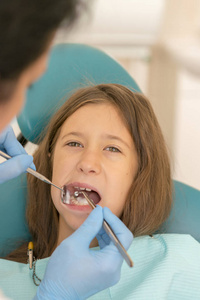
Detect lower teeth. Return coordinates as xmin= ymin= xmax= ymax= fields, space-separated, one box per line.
xmin=63 ymin=195 xmax=88 ymax=206
xmin=71 ymin=196 xmax=88 ymax=205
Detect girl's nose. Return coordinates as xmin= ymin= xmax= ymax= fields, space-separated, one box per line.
xmin=77 ymin=151 xmax=101 ymax=175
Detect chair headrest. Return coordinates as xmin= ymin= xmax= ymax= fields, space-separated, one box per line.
xmin=17 ymin=43 xmax=141 ymax=144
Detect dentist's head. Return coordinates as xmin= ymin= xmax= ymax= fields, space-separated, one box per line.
xmin=0 ymin=0 xmax=83 ymax=132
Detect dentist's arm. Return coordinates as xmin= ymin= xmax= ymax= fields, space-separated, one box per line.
xmin=34 ymin=206 xmax=133 ymax=300
xmin=0 ymin=126 xmax=35 ymax=183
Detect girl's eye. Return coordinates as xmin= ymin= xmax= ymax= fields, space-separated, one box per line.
xmin=105 ymin=146 xmax=120 ymax=153
xmin=67 ymin=142 xmax=83 ymax=148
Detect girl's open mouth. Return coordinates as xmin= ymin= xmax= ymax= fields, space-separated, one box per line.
xmin=61 ymin=184 xmax=101 ymax=206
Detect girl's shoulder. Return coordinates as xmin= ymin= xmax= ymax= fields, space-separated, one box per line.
xmin=102 ymin=234 xmax=200 ymax=300
xmin=152 ymin=233 xmax=199 ymax=259
xmin=130 ymin=233 xmax=199 ymax=251
xmin=126 ymin=234 xmax=200 ymax=273
xmin=129 ymin=233 xmax=200 ymax=264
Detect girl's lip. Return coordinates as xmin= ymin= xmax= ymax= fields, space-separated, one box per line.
xmin=62 ymin=202 xmax=93 ymax=212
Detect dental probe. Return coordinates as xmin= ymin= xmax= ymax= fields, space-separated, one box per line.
xmin=0 ymin=150 xmax=63 ymax=192
xmin=77 ymin=190 xmax=134 ymax=268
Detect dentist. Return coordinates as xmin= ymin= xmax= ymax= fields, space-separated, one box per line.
xmin=0 ymin=1 xmax=133 ymax=299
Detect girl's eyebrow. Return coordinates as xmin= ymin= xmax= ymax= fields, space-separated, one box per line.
xmin=61 ymin=132 xmax=84 ymax=140
xmin=103 ymin=134 xmax=131 ymax=149
xmin=61 ymin=132 xmax=131 ymax=149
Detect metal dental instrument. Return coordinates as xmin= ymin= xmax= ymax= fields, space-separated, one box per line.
xmin=80 ymin=190 xmax=134 ymax=268
xmin=0 ymin=150 xmax=63 ymax=192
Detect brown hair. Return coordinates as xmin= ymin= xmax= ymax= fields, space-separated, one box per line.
xmin=7 ymin=83 xmax=172 ymax=262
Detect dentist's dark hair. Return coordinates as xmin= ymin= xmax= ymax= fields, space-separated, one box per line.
xmin=0 ymin=0 xmax=85 ymax=102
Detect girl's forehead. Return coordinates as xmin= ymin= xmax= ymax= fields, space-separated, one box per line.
xmin=56 ymin=102 xmax=136 ymax=152
xmin=61 ymin=102 xmax=124 ymax=130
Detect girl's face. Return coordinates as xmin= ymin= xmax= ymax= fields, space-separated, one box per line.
xmin=51 ymin=103 xmax=138 ymax=245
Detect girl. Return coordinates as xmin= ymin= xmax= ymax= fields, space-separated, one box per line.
xmin=3 ymin=84 xmax=200 ymax=299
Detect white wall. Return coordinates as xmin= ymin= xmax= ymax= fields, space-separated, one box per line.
xmin=147 ymin=0 xmax=200 ymax=190
xmin=173 ymin=69 xmax=200 ymax=190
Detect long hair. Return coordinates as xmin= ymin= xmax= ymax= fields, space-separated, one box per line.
xmin=26 ymin=83 xmax=172 ymax=259
xmin=6 ymin=83 xmax=172 ymax=262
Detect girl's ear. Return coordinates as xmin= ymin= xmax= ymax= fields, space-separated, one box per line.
xmin=48 ymin=152 xmax=51 ymax=157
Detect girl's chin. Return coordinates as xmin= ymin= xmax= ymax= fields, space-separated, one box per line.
xmin=60 ymin=218 xmax=87 ymax=236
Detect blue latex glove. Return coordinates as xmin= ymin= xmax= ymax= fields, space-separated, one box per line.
xmin=34 ymin=206 xmax=133 ymax=300
xmin=0 ymin=126 xmax=35 ymax=183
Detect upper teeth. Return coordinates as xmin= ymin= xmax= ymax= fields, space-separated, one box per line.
xmin=75 ymin=187 xmax=92 ymax=192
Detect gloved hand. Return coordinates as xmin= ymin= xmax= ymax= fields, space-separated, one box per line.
xmin=34 ymin=206 xmax=133 ymax=300
xmin=0 ymin=126 xmax=35 ymax=183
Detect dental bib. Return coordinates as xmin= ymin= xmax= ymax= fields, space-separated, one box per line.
xmin=0 ymin=234 xmax=200 ymax=300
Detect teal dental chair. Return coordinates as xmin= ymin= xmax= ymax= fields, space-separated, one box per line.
xmin=0 ymin=43 xmax=199 ymax=257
